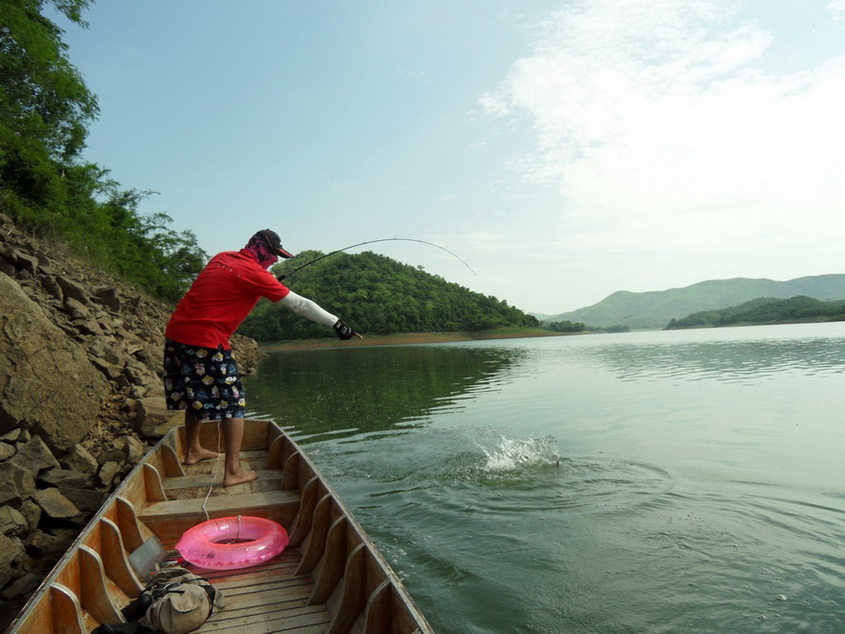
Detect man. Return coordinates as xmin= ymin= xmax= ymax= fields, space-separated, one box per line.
xmin=163 ymin=228 xmax=361 ymax=486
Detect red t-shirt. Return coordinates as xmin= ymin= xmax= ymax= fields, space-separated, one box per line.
xmin=165 ymin=250 xmax=290 ymax=348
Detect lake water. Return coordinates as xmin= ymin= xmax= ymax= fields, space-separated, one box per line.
xmin=243 ymin=323 xmax=845 ymax=633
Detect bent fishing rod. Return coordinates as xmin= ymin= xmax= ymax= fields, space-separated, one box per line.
xmin=276 ymin=237 xmax=477 ymax=281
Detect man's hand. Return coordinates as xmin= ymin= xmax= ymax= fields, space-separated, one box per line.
xmin=333 ymin=319 xmax=362 ymax=340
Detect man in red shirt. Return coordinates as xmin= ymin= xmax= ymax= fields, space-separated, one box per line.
xmin=164 ymin=229 xmax=360 ymax=486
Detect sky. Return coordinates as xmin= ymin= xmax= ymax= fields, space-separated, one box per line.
xmin=51 ymin=0 xmax=845 ymax=315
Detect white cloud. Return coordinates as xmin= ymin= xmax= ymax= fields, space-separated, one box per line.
xmin=830 ymin=0 xmax=845 ymax=21
xmin=480 ymin=0 xmax=845 ymax=260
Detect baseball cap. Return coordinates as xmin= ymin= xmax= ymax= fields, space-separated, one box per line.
xmin=255 ymin=229 xmax=295 ymax=259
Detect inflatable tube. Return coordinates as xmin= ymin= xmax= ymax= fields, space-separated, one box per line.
xmin=176 ymin=516 xmax=289 ymax=570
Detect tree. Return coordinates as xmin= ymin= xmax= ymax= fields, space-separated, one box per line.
xmin=0 ymin=1 xmax=97 ymax=189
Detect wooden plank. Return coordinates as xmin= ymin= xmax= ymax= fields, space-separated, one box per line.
xmin=327 ymin=544 xmax=367 ymax=634
xmin=141 ymin=490 xmax=298 ymax=520
xmin=48 ymin=584 xmax=87 ymax=634
xmin=98 ymin=518 xmax=144 ymax=597
xmin=309 ymin=516 xmax=348 ymax=605
xmin=162 ymin=469 xmax=283 ymax=493
xmin=142 ymin=463 xmax=168 ymax=501
xmin=296 ymin=494 xmax=332 ymax=576
xmin=288 ymin=476 xmax=320 ymax=547
xmin=115 ymin=497 xmax=145 ymax=552
xmin=160 ymin=441 xmax=187 ymax=477
xmin=78 ymin=546 xmax=124 ymax=625
xmin=363 ymin=579 xmax=392 ymax=634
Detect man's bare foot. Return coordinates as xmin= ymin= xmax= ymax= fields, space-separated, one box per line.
xmin=183 ymin=448 xmax=219 ymax=465
xmin=222 ymin=469 xmax=259 ymax=487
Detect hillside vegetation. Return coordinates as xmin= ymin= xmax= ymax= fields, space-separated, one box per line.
xmin=665 ymin=296 xmax=845 ymax=329
xmin=239 ymin=250 xmax=539 ymax=340
xmin=543 ymin=275 xmax=845 ymax=330
xmin=1 ymin=0 xmax=206 ymax=302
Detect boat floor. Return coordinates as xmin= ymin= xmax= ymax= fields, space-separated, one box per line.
xmin=156 ymin=453 xmax=329 ymax=633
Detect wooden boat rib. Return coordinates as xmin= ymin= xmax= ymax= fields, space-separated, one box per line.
xmin=6 ymin=418 xmax=433 ymax=634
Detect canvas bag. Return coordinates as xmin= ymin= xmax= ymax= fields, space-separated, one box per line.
xmin=137 ymin=566 xmax=225 ymax=634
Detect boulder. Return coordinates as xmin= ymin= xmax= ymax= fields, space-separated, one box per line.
xmin=32 ymin=488 xmax=81 ymax=520
xmin=0 ymin=273 xmax=111 ymax=453
xmin=0 ymin=463 xmax=36 ymax=509
xmin=60 ymin=444 xmax=99 ymax=475
xmin=0 ymin=533 xmax=25 ymax=587
xmin=0 ymin=506 xmax=28 ymax=537
xmin=11 ymin=435 xmax=60 ymax=475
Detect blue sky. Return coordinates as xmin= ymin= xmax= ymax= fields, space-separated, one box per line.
xmin=53 ymin=1 xmax=845 ymax=315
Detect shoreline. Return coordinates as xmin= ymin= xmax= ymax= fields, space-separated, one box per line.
xmin=258 ymin=328 xmax=574 ymax=351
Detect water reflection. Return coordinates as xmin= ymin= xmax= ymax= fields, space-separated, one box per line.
xmin=565 ymin=330 xmax=845 ymax=382
xmin=245 ymin=345 xmax=526 ymax=441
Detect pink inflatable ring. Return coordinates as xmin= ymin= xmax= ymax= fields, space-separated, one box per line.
xmin=176 ymin=516 xmax=289 ymax=570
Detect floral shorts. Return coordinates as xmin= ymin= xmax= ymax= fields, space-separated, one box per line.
xmin=163 ymin=340 xmax=246 ymax=420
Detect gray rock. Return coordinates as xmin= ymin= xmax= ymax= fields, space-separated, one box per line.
xmin=1 ymin=573 xmax=41 ymax=601
xmin=0 ymin=463 xmax=36 ymax=508
xmin=60 ymin=444 xmax=99 ymax=475
xmin=11 ymin=435 xmax=60 ymax=475
xmin=0 ymin=273 xmax=111 ymax=453
xmin=0 ymin=533 xmax=25 ymax=587
xmin=0 ymin=506 xmax=28 ymax=537
xmin=32 ymin=488 xmax=81 ymax=519
xmin=96 ymin=461 xmax=122 ymax=488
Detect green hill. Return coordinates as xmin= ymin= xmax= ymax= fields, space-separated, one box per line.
xmin=539 ymin=275 xmax=845 ymax=330
xmin=238 ymin=250 xmax=539 ymax=341
xmin=666 ymin=296 xmax=845 ymax=329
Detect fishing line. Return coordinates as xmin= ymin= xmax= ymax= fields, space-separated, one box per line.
xmin=276 ymin=237 xmax=477 ymax=280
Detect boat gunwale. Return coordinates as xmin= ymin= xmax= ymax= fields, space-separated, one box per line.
xmin=5 ymin=418 xmax=433 ymax=634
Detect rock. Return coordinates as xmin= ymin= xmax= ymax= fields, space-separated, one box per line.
xmin=96 ymin=461 xmax=122 ymax=488
xmin=32 ymin=488 xmax=81 ymax=520
xmin=0 ymin=273 xmax=111 ymax=454
xmin=0 ymin=463 xmax=36 ymax=509
xmin=96 ymin=448 xmax=125 ymax=466
xmin=60 ymin=444 xmax=99 ymax=475
xmin=10 ymin=435 xmax=60 ymax=475
xmin=55 ymin=275 xmax=88 ymax=305
xmin=93 ymin=286 xmax=121 ymax=311
xmin=0 ymin=533 xmax=25 ymax=587
xmin=115 ymin=435 xmax=148 ymax=463
xmin=26 ymin=528 xmax=77 ymax=558
xmin=1 ymin=573 xmax=41 ymax=602
xmin=38 ymin=468 xmax=90 ymax=489
xmin=0 ymin=428 xmax=28 ymax=444
xmin=135 ymin=397 xmax=182 ymax=438
xmin=0 ymin=506 xmax=28 ymax=537
xmin=57 ymin=487 xmax=105 ymax=514
xmin=18 ymin=499 xmax=41 ymax=531
xmin=0 ymin=443 xmax=14 ymax=461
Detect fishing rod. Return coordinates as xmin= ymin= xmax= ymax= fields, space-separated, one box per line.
xmin=276 ymin=237 xmax=477 ymax=280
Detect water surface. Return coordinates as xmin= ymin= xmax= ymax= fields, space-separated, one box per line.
xmin=245 ymin=323 xmax=845 ymax=633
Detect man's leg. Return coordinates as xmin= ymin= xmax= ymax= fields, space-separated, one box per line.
xmin=182 ymin=411 xmax=219 ymax=465
xmin=221 ymin=415 xmax=259 ymax=487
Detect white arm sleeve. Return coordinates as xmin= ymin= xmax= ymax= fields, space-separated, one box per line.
xmin=276 ymin=291 xmax=338 ymax=328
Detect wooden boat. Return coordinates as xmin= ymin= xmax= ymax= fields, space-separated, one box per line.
xmin=5 ymin=418 xmax=434 ymax=633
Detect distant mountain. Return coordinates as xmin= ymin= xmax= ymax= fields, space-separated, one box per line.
xmin=537 ymin=275 xmax=845 ymax=330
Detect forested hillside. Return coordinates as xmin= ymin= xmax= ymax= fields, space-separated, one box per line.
xmin=239 ymin=250 xmax=539 ymax=340
xmin=665 ymin=296 xmax=845 ymax=329
xmin=542 ymin=275 xmax=845 ymax=330
xmin=1 ymin=0 xmax=206 ymax=302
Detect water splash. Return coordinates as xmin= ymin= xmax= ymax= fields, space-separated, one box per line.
xmin=473 ymin=435 xmax=560 ymax=473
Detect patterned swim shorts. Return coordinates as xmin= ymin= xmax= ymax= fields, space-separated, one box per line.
xmin=163 ymin=340 xmax=246 ymax=420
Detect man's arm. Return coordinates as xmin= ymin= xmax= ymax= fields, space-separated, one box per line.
xmin=276 ymin=292 xmax=363 ymax=339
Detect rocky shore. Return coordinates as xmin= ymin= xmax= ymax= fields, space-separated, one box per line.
xmin=0 ymin=213 xmax=262 ymax=629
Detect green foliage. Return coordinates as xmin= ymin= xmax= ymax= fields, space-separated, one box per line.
xmin=238 ymin=250 xmax=539 ymax=341
xmin=543 ymin=320 xmax=585 ymax=333
xmin=0 ymin=0 xmax=206 ymax=301
xmin=665 ymin=296 xmax=845 ymax=329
